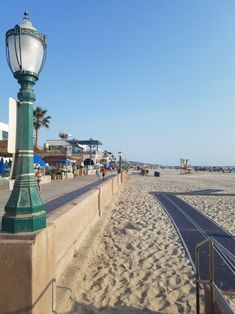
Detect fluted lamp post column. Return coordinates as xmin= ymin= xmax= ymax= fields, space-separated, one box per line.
xmin=2 ymin=11 xmax=47 ymax=233
xmin=118 ymin=151 xmax=122 ymax=173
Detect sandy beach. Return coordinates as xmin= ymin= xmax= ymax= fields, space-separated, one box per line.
xmin=56 ymin=169 xmax=235 ymax=314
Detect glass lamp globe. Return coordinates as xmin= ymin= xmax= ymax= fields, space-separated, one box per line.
xmin=6 ymin=11 xmax=47 ymax=76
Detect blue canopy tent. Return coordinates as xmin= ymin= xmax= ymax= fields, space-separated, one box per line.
xmin=0 ymin=157 xmax=6 ymax=174
xmin=34 ymin=155 xmax=46 ymax=167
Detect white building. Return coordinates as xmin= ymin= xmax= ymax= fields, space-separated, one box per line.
xmin=44 ymin=138 xmax=116 ymax=168
xmin=0 ymin=122 xmax=8 ymax=141
xmin=45 ymin=139 xmax=68 ymax=152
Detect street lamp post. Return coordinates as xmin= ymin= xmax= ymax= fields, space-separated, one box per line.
xmin=66 ymin=136 xmax=69 ymax=176
xmin=59 ymin=131 xmax=72 ymax=178
xmin=89 ymin=138 xmax=92 ymax=169
xmin=2 ymin=12 xmax=47 ymax=233
xmin=118 ymin=151 xmax=122 ymax=173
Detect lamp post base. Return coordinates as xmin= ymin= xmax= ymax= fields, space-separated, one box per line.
xmin=2 ymin=212 xmax=46 ymax=233
xmin=2 ymin=177 xmax=46 ymax=233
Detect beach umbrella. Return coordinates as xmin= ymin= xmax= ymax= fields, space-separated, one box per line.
xmin=0 ymin=157 xmax=6 ymax=174
xmin=95 ymin=163 xmax=104 ymax=167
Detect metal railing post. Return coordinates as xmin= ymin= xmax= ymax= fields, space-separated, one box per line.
xmin=195 ymin=238 xmax=235 ymax=314
xmin=196 ymin=244 xmax=200 ymax=314
xmin=209 ymin=241 xmax=215 ymax=314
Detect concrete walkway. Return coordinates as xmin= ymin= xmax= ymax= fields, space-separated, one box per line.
xmin=0 ymin=172 xmax=115 ymax=229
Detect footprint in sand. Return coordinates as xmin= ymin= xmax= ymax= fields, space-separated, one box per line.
xmin=126 ymin=242 xmax=136 ymax=250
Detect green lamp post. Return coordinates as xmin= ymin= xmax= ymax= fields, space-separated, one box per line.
xmin=118 ymin=151 xmax=122 ymax=173
xmin=2 ymin=11 xmax=47 ymax=233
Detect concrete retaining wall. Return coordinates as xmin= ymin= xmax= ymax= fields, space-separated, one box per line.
xmin=112 ymin=176 xmax=119 ymax=195
xmin=54 ymin=189 xmax=100 ymax=278
xmin=0 ymin=172 xmax=127 ymax=313
xmin=0 ymin=224 xmax=56 ymax=314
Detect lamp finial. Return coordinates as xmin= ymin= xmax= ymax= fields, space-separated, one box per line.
xmin=23 ymin=10 xmax=29 ymax=20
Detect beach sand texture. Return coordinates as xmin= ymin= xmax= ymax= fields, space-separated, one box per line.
xmin=56 ymin=169 xmax=235 ymax=314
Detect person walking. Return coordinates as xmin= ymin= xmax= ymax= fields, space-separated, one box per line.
xmin=101 ymin=167 xmax=106 ymax=180
xmin=96 ymin=168 xmax=100 ymax=179
xmin=35 ymin=168 xmax=43 ymax=191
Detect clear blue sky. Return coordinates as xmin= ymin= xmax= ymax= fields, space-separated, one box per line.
xmin=0 ymin=1 xmax=235 ymax=166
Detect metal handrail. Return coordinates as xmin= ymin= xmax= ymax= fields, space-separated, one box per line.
xmin=212 ymin=238 xmax=235 ymax=267
xmin=195 ymin=238 xmax=234 ymax=314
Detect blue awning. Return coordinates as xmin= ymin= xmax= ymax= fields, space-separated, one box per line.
xmin=34 ymin=155 xmax=46 ymax=167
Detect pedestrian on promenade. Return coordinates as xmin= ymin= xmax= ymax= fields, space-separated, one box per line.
xmin=101 ymin=167 xmax=106 ymax=180
xmin=96 ymin=168 xmax=100 ymax=179
xmin=34 ymin=163 xmax=40 ymax=173
xmin=35 ymin=168 xmax=43 ymax=191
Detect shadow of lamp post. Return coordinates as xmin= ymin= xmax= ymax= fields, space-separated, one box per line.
xmin=2 ymin=11 xmax=47 ymax=233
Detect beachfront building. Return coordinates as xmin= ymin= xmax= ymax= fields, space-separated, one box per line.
xmin=100 ymin=150 xmax=116 ymax=166
xmin=70 ymin=139 xmax=103 ymax=168
xmin=43 ymin=138 xmax=105 ymax=168
xmin=0 ymin=122 xmax=8 ymax=141
xmin=66 ymin=139 xmax=116 ymax=168
xmin=44 ymin=139 xmax=66 ymax=152
xmin=0 ymin=122 xmax=11 ymax=159
xmin=43 ymin=139 xmax=84 ymax=166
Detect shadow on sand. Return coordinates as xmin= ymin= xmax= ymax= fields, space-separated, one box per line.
xmin=180 ymin=188 xmax=224 ymax=195
xmin=62 ymin=302 xmax=161 ymax=314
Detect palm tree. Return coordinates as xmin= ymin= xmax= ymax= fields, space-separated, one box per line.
xmin=33 ymin=106 xmax=51 ymax=149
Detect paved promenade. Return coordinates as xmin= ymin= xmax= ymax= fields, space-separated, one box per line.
xmin=0 ymin=172 xmax=115 ymax=229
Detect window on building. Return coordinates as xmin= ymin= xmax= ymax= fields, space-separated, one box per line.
xmin=2 ymin=131 xmax=8 ymax=141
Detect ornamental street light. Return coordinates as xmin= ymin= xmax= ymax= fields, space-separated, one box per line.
xmin=59 ymin=131 xmax=72 ymax=177
xmin=89 ymin=138 xmax=93 ymax=169
xmin=118 ymin=150 xmax=122 ymax=173
xmin=2 ymin=11 xmax=47 ymax=233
